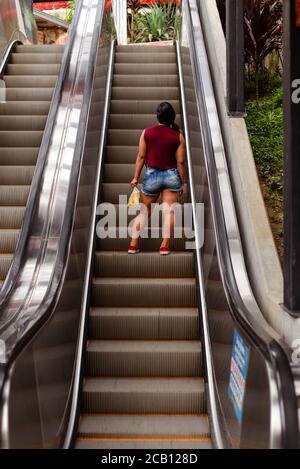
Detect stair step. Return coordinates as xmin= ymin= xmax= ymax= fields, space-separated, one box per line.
xmin=111 ymin=87 xmax=179 ymax=101
xmin=114 ymin=63 xmax=178 ymax=75
xmin=89 ymin=307 xmax=199 ymax=340
xmin=0 ymin=131 xmax=43 ymax=147
xmin=0 ymin=148 xmax=39 ymax=165
xmin=10 ymin=53 xmax=63 ymax=64
xmin=0 ymin=254 xmax=13 ymax=279
xmin=115 ymin=52 xmax=176 ymax=64
xmin=0 ymin=207 xmax=25 ymax=229
xmin=0 ymin=102 xmax=50 ymax=116
xmin=83 ymin=377 xmax=205 ymax=414
xmin=91 ymin=277 xmax=197 ymax=307
xmin=5 ymin=88 xmax=54 ymax=101
xmin=3 ymin=75 xmax=57 ymax=88
xmin=77 ymin=414 xmax=209 ymax=439
xmin=0 ymin=230 xmax=20 ymax=253
xmin=117 ymin=45 xmax=175 ymax=53
xmin=5 ymin=64 xmax=61 ymax=76
xmin=108 ymin=114 xmax=182 ymax=130
xmin=75 ymin=438 xmax=212 ymax=449
xmin=110 ymin=100 xmax=180 ymax=115
xmin=94 ymin=251 xmax=194 ymax=278
xmin=113 ymin=74 xmax=179 ymax=88
xmin=86 ymin=340 xmax=202 ymax=377
xmin=96 ymin=228 xmax=189 ymax=252
xmin=0 ymin=116 xmax=47 ymax=131
xmin=103 ymin=163 xmax=145 ymax=181
xmin=16 ymin=44 xmax=65 ymax=53
xmin=0 ymin=186 xmax=30 ymax=206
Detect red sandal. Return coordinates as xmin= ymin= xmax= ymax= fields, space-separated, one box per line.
xmin=128 ymin=245 xmax=140 ymax=254
xmin=159 ymin=247 xmax=171 ymax=256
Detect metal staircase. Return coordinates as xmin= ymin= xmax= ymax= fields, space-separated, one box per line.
xmin=76 ymin=44 xmax=211 ymax=449
xmin=0 ymin=44 xmax=64 ymax=286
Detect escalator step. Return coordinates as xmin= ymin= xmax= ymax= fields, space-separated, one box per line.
xmin=116 ymin=45 xmax=175 ymax=53
xmin=77 ymin=414 xmax=209 ymax=439
xmin=115 ymin=52 xmax=176 ymax=64
xmin=3 ymin=76 xmax=58 ymax=88
xmin=110 ymin=99 xmax=180 ymax=115
xmin=10 ymin=53 xmax=63 ymax=64
xmin=0 ymin=207 xmax=25 ymax=229
xmin=5 ymin=64 xmax=61 ymax=76
xmin=0 ymin=253 xmax=13 ymax=280
xmin=82 ymin=377 xmax=205 ymax=414
xmin=94 ymin=251 xmax=194 ymax=278
xmin=75 ymin=438 xmax=212 ymax=449
xmin=113 ymin=74 xmax=179 ymax=88
xmin=0 ymin=148 xmax=39 ymax=165
xmin=0 ymin=230 xmax=19 ymax=253
xmin=0 ymin=116 xmax=47 ymax=131
xmin=111 ymin=87 xmax=179 ymax=101
xmin=108 ymin=114 xmax=182 ymax=130
xmin=5 ymin=88 xmax=54 ymax=101
xmin=89 ymin=307 xmax=199 ymax=340
xmin=0 ymin=131 xmax=43 ymax=147
xmin=0 ymin=186 xmax=30 ymax=206
xmin=91 ymin=277 xmax=197 ymax=307
xmin=16 ymin=44 xmax=65 ymax=53
xmin=86 ymin=340 xmax=202 ymax=377
xmin=0 ymin=102 xmax=51 ymax=116
xmin=114 ymin=63 xmax=178 ymax=75
xmin=96 ymin=230 xmax=189 ymax=252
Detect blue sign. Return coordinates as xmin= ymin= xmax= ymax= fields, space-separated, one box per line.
xmin=228 ymin=329 xmax=250 ymax=424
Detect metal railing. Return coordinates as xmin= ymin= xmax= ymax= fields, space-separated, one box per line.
xmin=0 ymin=0 xmax=114 ymax=448
xmin=178 ymin=0 xmax=299 ymax=448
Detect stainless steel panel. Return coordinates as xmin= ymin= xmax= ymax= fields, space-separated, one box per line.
xmin=0 ymin=0 xmax=114 ymax=448
xmin=0 ymin=1 xmax=37 ymax=65
xmin=178 ymin=0 xmax=299 ymax=448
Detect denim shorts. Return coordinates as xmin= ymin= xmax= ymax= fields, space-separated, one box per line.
xmin=141 ymin=166 xmax=182 ymax=197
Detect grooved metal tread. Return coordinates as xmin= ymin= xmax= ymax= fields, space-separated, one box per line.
xmin=94 ymin=251 xmax=194 ymax=278
xmin=75 ymin=438 xmax=212 ymax=449
xmin=78 ymin=44 xmax=211 ymax=448
xmin=83 ymin=377 xmax=205 ymax=414
xmin=0 ymin=44 xmax=63 ymax=282
xmin=78 ymin=414 xmax=210 ymax=439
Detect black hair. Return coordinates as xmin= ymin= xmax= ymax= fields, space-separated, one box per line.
xmin=157 ymin=102 xmax=180 ymax=132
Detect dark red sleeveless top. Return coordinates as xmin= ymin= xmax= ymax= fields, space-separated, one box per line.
xmin=144 ymin=124 xmax=180 ymax=170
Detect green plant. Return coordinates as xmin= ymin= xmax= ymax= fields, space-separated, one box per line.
xmin=127 ymin=0 xmax=141 ymax=43
xmin=134 ymin=2 xmax=178 ymax=43
xmin=66 ymin=0 xmax=76 ymax=24
xmin=244 ymin=0 xmax=282 ymax=107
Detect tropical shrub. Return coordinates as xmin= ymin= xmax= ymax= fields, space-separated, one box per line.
xmin=244 ymin=0 xmax=282 ymax=107
xmin=133 ymin=2 xmax=179 ymax=43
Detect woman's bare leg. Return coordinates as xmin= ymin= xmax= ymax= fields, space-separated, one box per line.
xmin=161 ymin=190 xmax=179 ymax=249
xmin=130 ymin=193 xmax=158 ymax=247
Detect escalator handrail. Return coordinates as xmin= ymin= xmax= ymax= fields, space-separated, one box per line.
xmin=0 ymin=40 xmax=22 ymax=78
xmin=0 ymin=0 xmax=106 ymax=370
xmin=33 ymin=8 xmax=69 ymax=30
xmin=182 ymin=0 xmax=299 ymax=448
xmin=0 ymin=0 xmax=79 ymax=308
xmin=62 ymin=39 xmax=115 ymax=449
xmin=176 ymin=40 xmax=224 ymax=449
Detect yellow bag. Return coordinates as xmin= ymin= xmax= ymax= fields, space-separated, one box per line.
xmin=128 ymin=187 xmax=140 ymax=208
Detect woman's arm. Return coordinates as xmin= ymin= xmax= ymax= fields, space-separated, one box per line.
xmin=176 ymin=133 xmax=187 ymax=193
xmin=130 ymin=130 xmax=147 ymax=187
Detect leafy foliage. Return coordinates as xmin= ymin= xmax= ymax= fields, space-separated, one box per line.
xmin=244 ymin=0 xmax=282 ymax=106
xmin=246 ymin=86 xmax=283 ymax=192
xmin=65 ymin=0 xmax=76 ymax=24
xmin=133 ymin=2 xmax=178 ymax=42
